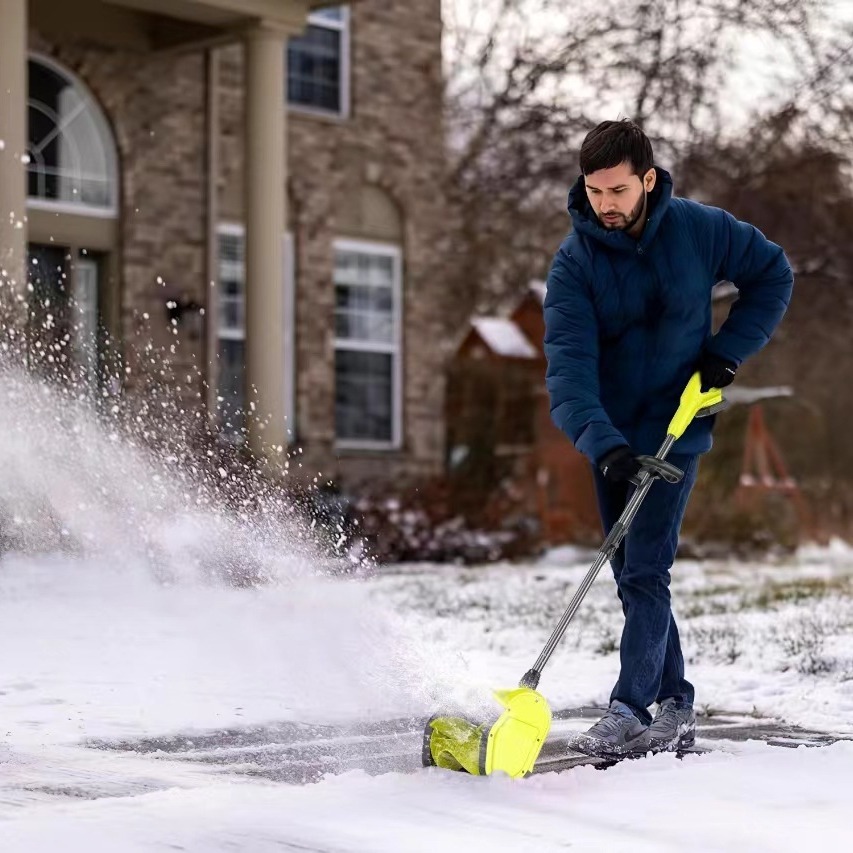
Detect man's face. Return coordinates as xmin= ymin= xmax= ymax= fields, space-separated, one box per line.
xmin=584 ymin=162 xmax=656 ymax=232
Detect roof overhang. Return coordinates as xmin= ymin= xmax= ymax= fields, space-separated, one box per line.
xmin=29 ymin=0 xmax=349 ymax=54
xmin=103 ymin=0 xmax=338 ymax=30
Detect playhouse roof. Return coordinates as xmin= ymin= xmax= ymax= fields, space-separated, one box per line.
xmin=469 ymin=317 xmax=539 ymax=359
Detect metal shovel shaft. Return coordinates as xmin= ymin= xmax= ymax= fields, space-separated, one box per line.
xmin=520 ymin=435 xmax=676 ymax=688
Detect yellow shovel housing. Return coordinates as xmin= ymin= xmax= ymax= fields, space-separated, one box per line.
xmin=424 ymin=688 xmax=552 ymax=778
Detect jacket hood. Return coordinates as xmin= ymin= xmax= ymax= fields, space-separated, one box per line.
xmin=567 ymin=166 xmax=674 ymax=251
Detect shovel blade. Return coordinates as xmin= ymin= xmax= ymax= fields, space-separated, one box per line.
xmin=486 ymin=687 xmax=552 ymax=777
xmin=424 ymin=687 xmax=552 ymax=778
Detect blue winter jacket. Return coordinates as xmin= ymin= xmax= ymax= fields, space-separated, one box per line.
xmin=543 ymin=167 xmax=793 ymax=463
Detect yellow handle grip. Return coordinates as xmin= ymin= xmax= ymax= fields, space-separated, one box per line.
xmin=666 ymin=372 xmax=726 ymax=440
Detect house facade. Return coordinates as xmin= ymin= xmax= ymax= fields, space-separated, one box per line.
xmin=0 ymin=0 xmax=448 ymax=490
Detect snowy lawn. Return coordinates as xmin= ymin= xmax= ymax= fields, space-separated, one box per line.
xmin=374 ymin=540 xmax=853 ymax=734
xmin=2 ymin=540 xmax=853 ymax=850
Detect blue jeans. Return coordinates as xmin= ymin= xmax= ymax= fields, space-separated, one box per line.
xmin=591 ymin=453 xmax=698 ymax=725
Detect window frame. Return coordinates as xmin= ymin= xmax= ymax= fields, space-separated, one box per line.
xmin=287 ymin=5 xmax=351 ymax=120
xmin=333 ymin=237 xmax=403 ymax=451
xmin=72 ymin=253 xmax=101 ymax=390
xmin=215 ymin=223 xmax=296 ymax=442
xmin=26 ymin=52 xmax=119 ymax=219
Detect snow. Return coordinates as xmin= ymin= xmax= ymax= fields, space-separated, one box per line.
xmin=712 ymin=281 xmax=738 ymax=301
xmin=2 ymin=743 xmax=852 ymax=852
xmin=1 ymin=368 xmax=853 ymax=849
xmin=2 ymin=543 xmax=853 ymax=849
xmin=470 ymin=316 xmax=538 ymax=359
xmin=726 ymin=385 xmax=794 ymax=405
xmin=529 ymin=278 xmax=547 ymax=304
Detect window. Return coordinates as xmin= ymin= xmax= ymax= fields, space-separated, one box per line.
xmin=287 ymin=6 xmax=350 ymax=116
xmin=27 ymin=56 xmax=118 ymax=216
xmin=26 ymin=245 xmax=101 ymax=387
xmin=334 ymin=239 xmax=402 ymax=448
xmin=216 ymin=226 xmax=247 ymax=436
xmin=215 ymin=226 xmax=295 ymax=440
xmin=73 ymin=255 xmax=100 ymax=389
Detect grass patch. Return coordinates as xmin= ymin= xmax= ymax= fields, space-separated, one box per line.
xmin=685 ymin=623 xmax=743 ymax=665
xmin=747 ymin=576 xmax=852 ymax=610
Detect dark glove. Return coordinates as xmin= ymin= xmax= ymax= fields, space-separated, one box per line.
xmin=598 ymin=446 xmax=641 ymax=484
xmin=697 ymin=350 xmax=737 ymax=392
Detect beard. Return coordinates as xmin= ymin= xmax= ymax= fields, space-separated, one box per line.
xmin=599 ymin=191 xmax=646 ymax=231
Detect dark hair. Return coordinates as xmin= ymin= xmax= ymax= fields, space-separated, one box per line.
xmin=579 ymin=119 xmax=654 ymax=177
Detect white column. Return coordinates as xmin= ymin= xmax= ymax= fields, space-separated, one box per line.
xmin=0 ymin=0 xmax=28 ymax=322
xmin=244 ymin=23 xmax=287 ymax=459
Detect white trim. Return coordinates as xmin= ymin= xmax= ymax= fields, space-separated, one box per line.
xmin=217 ymin=221 xmax=246 ymax=238
xmin=333 ymin=338 xmax=397 ymax=354
xmin=29 ymin=51 xmax=86 ymax=87
xmin=334 ymin=237 xmax=403 ymax=261
xmin=73 ymin=255 xmax=100 ymax=389
xmin=288 ymin=5 xmax=350 ymax=120
xmin=217 ymin=328 xmax=245 ymax=342
xmin=335 ymin=439 xmax=403 ymax=453
xmin=26 ymin=198 xmax=118 ymax=218
xmin=26 ymin=52 xmax=119 ymax=218
xmin=335 ymin=236 xmax=401 ymax=257
xmin=339 ymin=6 xmax=351 ymax=120
xmin=308 ymin=7 xmax=347 ymax=28
xmin=333 ymin=237 xmax=403 ymax=451
xmin=288 ymin=103 xmax=350 ymax=123
xmin=284 ymin=231 xmax=296 ymax=440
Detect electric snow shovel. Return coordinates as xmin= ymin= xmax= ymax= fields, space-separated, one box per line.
xmin=423 ymin=372 xmax=728 ymax=778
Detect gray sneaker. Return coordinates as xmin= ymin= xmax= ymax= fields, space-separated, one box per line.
xmin=571 ymin=701 xmax=649 ymax=757
xmin=646 ymin=698 xmax=696 ymax=752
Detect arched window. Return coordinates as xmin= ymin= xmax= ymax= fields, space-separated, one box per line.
xmin=27 ymin=56 xmax=118 ymax=216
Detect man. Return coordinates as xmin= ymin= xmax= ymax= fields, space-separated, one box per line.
xmin=543 ymin=119 xmax=793 ymax=756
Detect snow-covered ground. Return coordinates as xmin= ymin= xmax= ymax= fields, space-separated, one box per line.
xmin=2 ymin=368 xmax=853 ymax=850
xmin=2 ymin=542 xmax=853 ymax=851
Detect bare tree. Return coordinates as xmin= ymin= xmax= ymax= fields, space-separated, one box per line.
xmin=442 ymin=0 xmax=853 ymax=328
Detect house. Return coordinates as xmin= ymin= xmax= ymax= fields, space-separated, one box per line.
xmin=0 ymin=0 xmax=448 ymax=490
